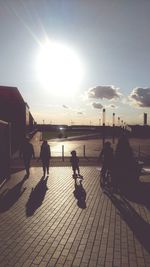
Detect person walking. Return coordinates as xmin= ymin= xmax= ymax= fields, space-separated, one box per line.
xmin=20 ymin=137 xmax=35 ymax=176
xmin=40 ymin=140 xmax=51 ymax=177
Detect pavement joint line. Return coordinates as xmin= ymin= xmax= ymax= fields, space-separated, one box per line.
xmin=0 ymin=166 xmax=150 ymax=267
xmin=0 ymin=178 xmax=7 ymax=189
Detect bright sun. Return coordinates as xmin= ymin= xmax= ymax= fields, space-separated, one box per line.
xmin=36 ymin=41 xmax=84 ymax=96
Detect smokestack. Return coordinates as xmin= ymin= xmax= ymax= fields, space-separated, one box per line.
xmin=102 ymin=108 xmax=106 ymax=126
xmin=144 ymin=113 xmax=147 ymax=125
xmin=113 ymin=113 xmax=115 ymax=126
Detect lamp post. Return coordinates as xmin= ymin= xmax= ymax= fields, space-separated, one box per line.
xmin=102 ymin=108 xmax=106 ymax=147
xmin=112 ymin=113 xmax=115 ymax=144
xmin=102 ymin=108 xmax=106 ymax=126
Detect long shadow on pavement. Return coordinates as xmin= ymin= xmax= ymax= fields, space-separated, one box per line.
xmin=106 ymin=192 xmax=150 ymax=254
xmin=0 ymin=175 xmax=27 ymax=212
xmin=11 ymin=167 xmax=25 ymax=174
xmin=26 ymin=176 xmax=48 ymax=217
xmin=120 ymin=181 xmax=150 ymax=211
xmin=73 ymin=178 xmax=86 ymax=209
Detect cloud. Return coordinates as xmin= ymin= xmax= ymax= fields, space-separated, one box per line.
xmin=129 ymin=87 xmax=150 ymax=107
xmin=106 ymin=104 xmax=118 ymax=109
xmin=77 ymin=111 xmax=83 ymax=115
xmin=88 ymin=85 xmax=120 ymax=100
xmin=91 ymin=102 xmax=117 ymax=110
xmin=62 ymin=104 xmax=69 ymax=109
xmin=92 ymin=102 xmax=103 ymax=109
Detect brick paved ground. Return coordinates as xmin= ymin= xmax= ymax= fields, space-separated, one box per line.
xmin=0 ymin=166 xmax=150 ymax=267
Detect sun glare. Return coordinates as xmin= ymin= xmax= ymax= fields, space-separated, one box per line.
xmin=36 ymin=41 xmax=84 ymax=96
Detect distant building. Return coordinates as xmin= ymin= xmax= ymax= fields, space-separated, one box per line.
xmin=0 ymin=86 xmax=35 ymax=153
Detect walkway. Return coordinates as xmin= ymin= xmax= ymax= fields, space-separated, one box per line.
xmin=0 ymin=166 xmax=150 ymax=267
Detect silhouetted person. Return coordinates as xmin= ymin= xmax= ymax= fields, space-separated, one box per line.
xmin=114 ymin=134 xmax=140 ymax=189
xmin=40 ymin=140 xmax=51 ymax=177
xmin=70 ymin=150 xmax=80 ymax=177
xmin=99 ymin=141 xmax=114 ymax=185
xmin=20 ymin=137 xmax=35 ymax=176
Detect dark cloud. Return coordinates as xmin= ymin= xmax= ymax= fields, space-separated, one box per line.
xmin=88 ymin=85 xmax=120 ymax=100
xmin=92 ymin=102 xmax=103 ymax=109
xmin=62 ymin=104 xmax=69 ymax=109
xmin=77 ymin=111 xmax=83 ymax=115
xmin=110 ymin=104 xmax=117 ymax=108
xmin=106 ymin=104 xmax=117 ymax=109
xmin=129 ymin=88 xmax=150 ymax=107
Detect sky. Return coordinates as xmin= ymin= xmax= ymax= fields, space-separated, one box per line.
xmin=0 ymin=0 xmax=150 ymax=125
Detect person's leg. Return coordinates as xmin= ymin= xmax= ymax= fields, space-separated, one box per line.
xmin=77 ymin=166 xmax=80 ymax=175
xmin=43 ymin=166 xmax=46 ymax=177
xmin=42 ymin=161 xmax=46 ymax=177
xmin=73 ymin=166 xmax=76 ymax=176
xmin=24 ymin=158 xmax=30 ymax=176
xmin=47 ymin=160 xmax=49 ymax=175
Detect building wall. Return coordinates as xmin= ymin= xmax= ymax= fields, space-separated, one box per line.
xmin=0 ymin=86 xmax=35 ymax=153
xmin=0 ymin=120 xmax=10 ymax=182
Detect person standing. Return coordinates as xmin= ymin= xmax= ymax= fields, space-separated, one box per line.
xmin=114 ymin=134 xmax=139 ymax=189
xmin=70 ymin=150 xmax=80 ymax=177
xmin=40 ymin=140 xmax=51 ymax=177
xmin=20 ymin=137 xmax=35 ymax=176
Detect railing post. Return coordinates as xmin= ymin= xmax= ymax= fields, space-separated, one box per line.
xmin=40 ymin=131 xmax=43 ymax=141
xmin=83 ymin=145 xmax=86 ymax=158
xmin=62 ymin=145 xmax=64 ymax=161
xmin=138 ymin=144 xmax=141 ymax=159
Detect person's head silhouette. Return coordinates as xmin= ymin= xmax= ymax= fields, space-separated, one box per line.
xmin=71 ymin=150 xmax=76 ymax=156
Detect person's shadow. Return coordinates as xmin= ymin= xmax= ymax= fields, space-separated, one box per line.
xmin=26 ymin=176 xmax=48 ymax=217
xmin=105 ymin=192 xmax=150 ymax=254
xmin=73 ymin=178 xmax=86 ymax=209
xmin=0 ymin=175 xmax=27 ymax=212
xmin=120 ymin=180 xmax=150 ymax=211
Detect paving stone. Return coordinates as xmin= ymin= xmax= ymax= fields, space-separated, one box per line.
xmin=0 ymin=166 xmax=150 ymax=267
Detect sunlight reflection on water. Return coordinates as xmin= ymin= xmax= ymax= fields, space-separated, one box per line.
xmin=47 ymin=138 xmax=150 ymax=158
xmin=48 ymin=140 xmax=101 ymax=157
